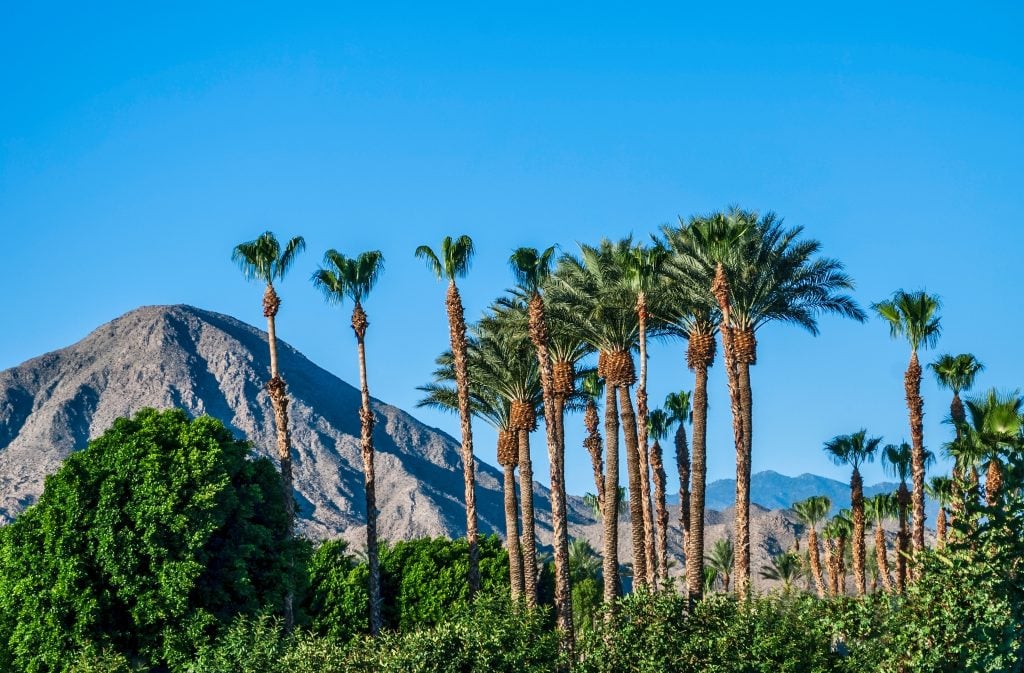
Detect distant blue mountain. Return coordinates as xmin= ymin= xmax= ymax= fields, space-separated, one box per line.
xmin=669 ymin=470 xmax=937 ymax=520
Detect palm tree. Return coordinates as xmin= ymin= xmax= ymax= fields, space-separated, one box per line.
xmin=312 ymin=249 xmax=385 ymax=635
xmin=964 ymin=389 xmax=1023 ymax=507
xmin=549 ymin=240 xmax=646 ymax=599
xmin=418 ymin=358 xmax=526 ymax=602
xmin=647 ymin=408 xmax=671 ymax=582
xmin=882 ymin=442 xmax=915 ymax=593
xmin=823 ymin=430 xmax=882 ymax=595
xmin=509 ymin=246 xmax=573 ymax=645
xmin=823 ymin=511 xmax=852 ymax=596
xmin=873 ymin=290 xmax=942 ymax=553
xmin=705 ymin=538 xmax=734 ymax=592
xmin=927 ymin=476 xmax=954 ymax=548
xmin=415 ymin=235 xmax=481 ymax=597
xmin=232 ymin=231 xmax=305 ymax=629
xmin=621 ymin=242 xmax=669 ymax=586
xmin=791 ymin=495 xmax=830 ymax=598
xmin=930 ymin=353 xmax=984 ymax=517
xmin=664 ymin=391 xmax=692 ymax=558
xmin=580 ymin=373 xmax=605 ymax=514
xmin=865 ymin=493 xmax=896 ymax=592
xmin=760 ymin=552 xmax=805 ymax=592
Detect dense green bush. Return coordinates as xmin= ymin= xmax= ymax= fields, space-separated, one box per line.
xmin=0 ymin=409 xmax=299 ymax=672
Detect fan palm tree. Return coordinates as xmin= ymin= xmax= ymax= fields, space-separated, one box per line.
xmin=509 ymin=246 xmax=574 ymax=645
xmin=621 ymin=242 xmax=669 ymax=586
xmin=664 ymin=391 xmax=692 ymax=555
xmin=760 ymin=552 xmax=805 ymax=592
xmin=418 ymin=364 xmax=526 ymax=601
xmin=823 ymin=511 xmax=852 ymax=596
xmin=927 ymin=476 xmax=954 ymax=548
xmin=883 ymin=442 xmax=915 ymax=593
xmin=312 ymin=249 xmax=385 ymax=634
xmin=873 ymin=290 xmax=942 ymax=553
xmin=231 ymin=231 xmax=305 ymax=629
xmin=930 ymin=353 xmax=984 ymax=516
xmin=705 ymin=538 xmax=734 ymax=593
xmin=647 ymin=408 xmax=671 ymax=582
xmin=865 ymin=493 xmax=897 ymax=592
xmin=415 ymin=235 xmax=481 ymax=596
xmin=791 ymin=495 xmax=831 ymax=598
xmin=823 ymin=430 xmax=882 ymax=595
xmin=549 ymin=240 xmax=646 ymax=599
xmin=964 ymin=389 xmax=1023 ymax=507
xmin=580 ymin=373 xmax=605 ymax=514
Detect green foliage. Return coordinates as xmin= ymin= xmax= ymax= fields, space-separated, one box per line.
xmin=0 ymin=409 xmax=297 ymax=672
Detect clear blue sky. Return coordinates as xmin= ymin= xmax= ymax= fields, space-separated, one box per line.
xmin=3 ymin=2 xmax=1023 ymax=496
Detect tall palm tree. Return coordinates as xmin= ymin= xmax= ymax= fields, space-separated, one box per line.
xmin=719 ymin=208 xmax=866 ymax=597
xmin=509 ymin=247 xmax=574 ymax=645
xmin=661 ymin=222 xmax=724 ymax=602
xmin=873 ymin=290 xmax=942 ymax=553
xmin=647 ymin=408 xmax=671 ymax=582
xmin=549 ymin=240 xmax=646 ymax=598
xmin=759 ymin=552 xmax=804 ymax=592
xmin=823 ymin=430 xmax=882 ymax=595
xmin=865 ymin=493 xmax=896 ymax=593
xmin=415 ymin=235 xmax=481 ymax=596
xmin=927 ymin=476 xmax=954 ymax=548
xmin=882 ymin=442 xmax=915 ymax=593
xmin=664 ymin=391 xmax=692 ymax=555
xmin=791 ymin=495 xmax=830 ymax=597
xmin=705 ymin=538 xmax=734 ymax=593
xmin=417 ymin=354 xmax=526 ymax=602
xmin=621 ymin=242 xmax=669 ymax=586
xmin=312 ymin=249 xmax=385 ymax=634
xmin=930 ymin=353 xmax=984 ymax=517
xmin=231 ymin=231 xmax=305 ymax=628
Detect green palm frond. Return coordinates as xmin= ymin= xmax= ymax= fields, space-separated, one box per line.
xmin=792 ymin=495 xmax=831 ymax=528
xmin=823 ymin=429 xmax=882 ymax=471
xmin=232 ymin=231 xmax=306 ymax=284
xmin=509 ymin=246 xmax=556 ymax=295
xmin=929 ymin=353 xmax=984 ymax=394
xmin=872 ymin=290 xmax=942 ymax=352
xmin=647 ymin=409 xmax=670 ymax=442
xmin=313 ymin=249 xmax=384 ymax=305
xmin=664 ymin=390 xmax=692 ymax=425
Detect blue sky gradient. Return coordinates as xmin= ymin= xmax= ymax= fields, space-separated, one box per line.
xmin=3 ymin=2 xmax=1022 ymax=496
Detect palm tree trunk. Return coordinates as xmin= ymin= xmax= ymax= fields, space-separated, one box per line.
xmin=687 ymin=362 xmax=710 ymax=602
xmin=517 ymin=427 xmax=538 ymax=607
xmin=735 ymin=361 xmax=753 ymax=599
xmin=875 ymin=525 xmax=893 ymax=593
xmin=503 ymin=461 xmax=524 ymax=600
xmin=851 ymin=468 xmax=866 ymax=596
xmin=447 ymin=282 xmax=480 ymax=597
xmin=807 ymin=528 xmax=826 ymax=598
xmin=635 ymin=296 xmax=656 ymax=587
xmin=905 ymin=351 xmax=927 ymax=554
xmin=823 ymin=539 xmax=836 ymax=596
xmin=263 ymin=284 xmax=294 ymax=630
xmin=837 ymin=535 xmax=848 ymax=595
xmin=602 ymin=385 xmax=621 ymax=603
xmin=675 ymin=422 xmax=690 ymax=554
xmin=584 ymin=399 xmax=604 ymax=510
xmin=352 ymin=303 xmax=382 ymax=635
xmin=986 ymin=459 xmax=1003 ymax=507
xmin=619 ymin=384 xmax=649 ymax=590
xmin=896 ymin=483 xmax=910 ymax=594
xmin=650 ymin=439 xmax=669 ymax=582
xmin=936 ymin=508 xmax=947 ymax=549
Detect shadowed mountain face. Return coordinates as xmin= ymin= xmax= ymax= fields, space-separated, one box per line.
xmin=0 ymin=305 xmax=567 ymax=544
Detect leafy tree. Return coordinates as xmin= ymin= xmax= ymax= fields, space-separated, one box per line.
xmin=873 ymin=290 xmax=942 ymax=554
xmin=312 ymin=248 xmax=385 ymax=635
xmin=415 ymin=235 xmax=481 ymax=597
xmin=0 ymin=409 xmax=296 ymax=672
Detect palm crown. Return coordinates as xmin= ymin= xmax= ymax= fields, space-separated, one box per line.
xmin=647 ymin=409 xmax=670 ymax=442
xmin=232 ymin=231 xmax=306 ymax=285
xmin=415 ymin=235 xmax=475 ymax=282
xmin=823 ymin=429 xmax=882 ymax=471
xmin=929 ymin=353 xmax=984 ymax=395
xmin=312 ymin=250 xmax=384 ymax=305
xmin=792 ymin=495 xmax=831 ymax=528
xmin=509 ymin=246 xmax=556 ymax=296
xmin=872 ymin=290 xmax=942 ymax=352
xmin=663 ymin=390 xmax=692 ymax=426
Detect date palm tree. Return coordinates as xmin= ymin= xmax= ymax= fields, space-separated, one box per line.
xmin=705 ymin=538 xmax=734 ymax=592
xmin=760 ymin=552 xmax=804 ymax=593
xmin=231 ymin=230 xmax=305 ymax=628
xmin=823 ymin=430 xmax=881 ymax=595
xmin=791 ymin=495 xmax=830 ymax=597
xmin=415 ymin=235 xmax=481 ymax=596
xmin=509 ymin=246 xmax=574 ymax=646
xmin=865 ymin=493 xmax=897 ymax=592
xmin=664 ymin=391 xmax=692 ymax=554
xmin=647 ymin=408 xmax=671 ymax=582
xmin=312 ymin=249 xmax=385 ymax=634
xmin=873 ymin=290 xmax=942 ymax=553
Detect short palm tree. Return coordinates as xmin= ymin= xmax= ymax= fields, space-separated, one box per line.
xmin=865 ymin=493 xmax=897 ymax=592
xmin=579 ymin=373 xmax=606 ymax=514
xmin=231 ymin=231 xmax=305 ymax=629
xmin=873 ymin=290 xmax=942 ymax=554
xmin=927 ymin=476 xmax=954 ymax=548
xmin=760 ymin=551 xmax=805 ymax=592
xmin=930 ymin=353 xmax=984 ymax=516
xmin=647 ymin=408 xmax=671 ymax=582
xmin=705 ymin=538 xmax=734 ymax=593
xmin=312 ymin=249 xmax=385 ymax=635
xmin=415 ymin=235 xmax=481 ymax=597
xmin=882 ymin=442 xmax=915 ymax=593
xmin=823 ymin=511 xmax=852 ymax=596
xmin=791 ymin=495 xmax=830 ymax=597
xmin=964 ymin=389 xmax=1023 ymax=507
xmin=664 ymin=391 xmax=692 ymax=558
xmin=509 ymin=246 xmax=574 ymax=645
xmin=823 ymin=430 xmax=881 ymax=595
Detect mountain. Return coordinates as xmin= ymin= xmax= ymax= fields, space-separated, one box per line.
xmin=0 ymin=305 xmax=590 ymax=545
